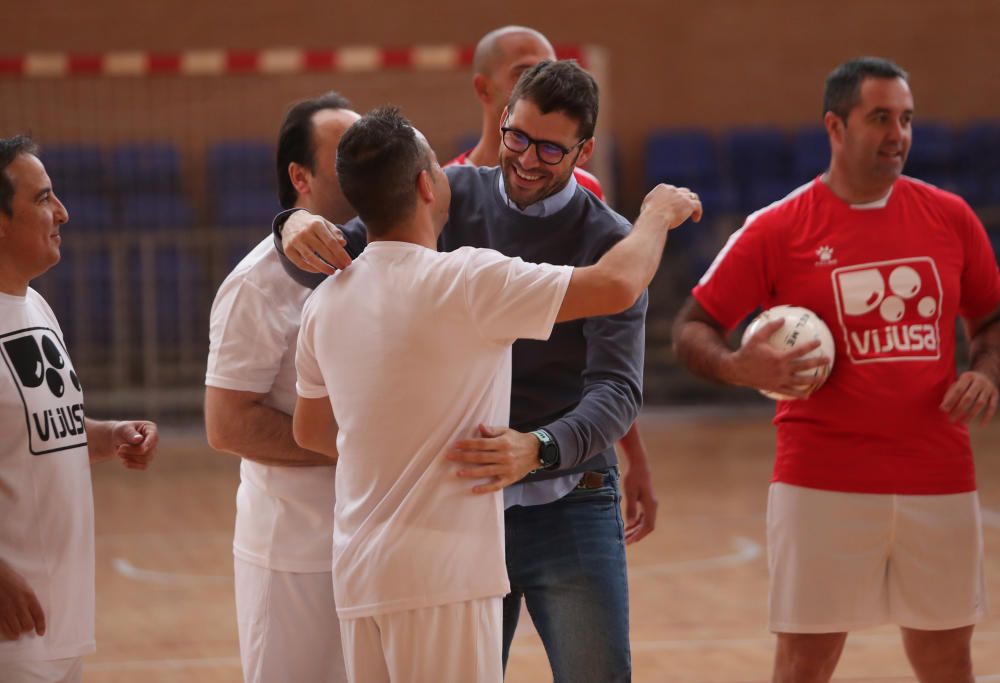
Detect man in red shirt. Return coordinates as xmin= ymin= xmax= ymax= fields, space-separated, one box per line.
xmin=673 ymin=57 xmax=1000 ymax=683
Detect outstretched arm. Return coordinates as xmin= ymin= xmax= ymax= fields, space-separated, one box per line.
xmin=556 ymin=184 xmax=701 ymax=322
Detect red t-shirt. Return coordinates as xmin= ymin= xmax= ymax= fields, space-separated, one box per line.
xmin=693 ymin=176 xmax=1000 ymax=494
xmin=446 ymin=149 xmax=605 ymax=200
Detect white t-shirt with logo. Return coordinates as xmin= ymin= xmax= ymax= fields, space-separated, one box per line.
xmin=296 ymin=242 xmax=572 ymax=618
xmin=206 ymin=237 xmax=335 ymax=573
xmin=0 ymin=289 xmax=94 ymax=663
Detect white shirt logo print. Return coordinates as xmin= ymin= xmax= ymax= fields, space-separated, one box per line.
xmin=831 ymin=257 xmax=943 ymax=363
xmin=1 ymin=327 xmax=86 ymax=454
xmin=815 ymin=245 xmax=836 ymax=265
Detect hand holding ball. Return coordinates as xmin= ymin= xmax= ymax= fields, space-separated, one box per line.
xmin=740 ymin=305 xmax=835 ymax=400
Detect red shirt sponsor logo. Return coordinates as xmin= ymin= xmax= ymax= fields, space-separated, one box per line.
xmin=831 ymin=257 xmax=942 ymax=363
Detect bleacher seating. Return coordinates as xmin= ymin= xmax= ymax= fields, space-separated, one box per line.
xmin=206 ymin=140 xmax=281 ymax=229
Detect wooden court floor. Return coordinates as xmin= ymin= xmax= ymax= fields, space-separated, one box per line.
xmin=82 ymin=409 xmax=1000 ymax=682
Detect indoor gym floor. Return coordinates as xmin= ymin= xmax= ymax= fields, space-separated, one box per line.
xmin=82 ymin=408 xmax=1000 ymax=683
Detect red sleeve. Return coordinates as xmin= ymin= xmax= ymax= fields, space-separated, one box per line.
xmin=957 ymin=199 xmax=1000 ymax=320
xmin=692 ymin=211 xmax=780 ymax=331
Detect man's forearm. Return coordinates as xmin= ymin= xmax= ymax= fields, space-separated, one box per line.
xmin=593 ymin=214 xmax=671 ymax=303
xmin=545 ymin=381 xmax=639 ymax=470
xmin=546 ymin=294 xmax=645 ymax=470
xmin=206 ymin=395 xmax=331 ymax=467
xmin=84 ymin=418 xmax=115 ymax=464
xmin=673 ymin=319 xmax=744 ymax=386
xmin=969 ymin=318 xmax=1000 ymax=386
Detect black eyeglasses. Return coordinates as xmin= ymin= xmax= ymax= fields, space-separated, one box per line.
xmin=500 ymin=125 xmax=587 ymax=165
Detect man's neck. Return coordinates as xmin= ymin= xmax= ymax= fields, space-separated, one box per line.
xmin=822 ymin=165 xmax=895 ymax=205
xmin=0 ymin=255 xmax=29 ymax=296
xmin=465 ymin=113 xmax=503 ymax=167
xmin=0 ymin=273 xmax=29 ymax=297
xmin=370 ymin=217 xmax=438 ymax=250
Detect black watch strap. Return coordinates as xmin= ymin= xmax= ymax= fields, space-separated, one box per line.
xmin=530 ymin=429 xmax=560 ymax=473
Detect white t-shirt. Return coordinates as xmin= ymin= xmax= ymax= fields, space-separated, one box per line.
xmin=296 ymin=241 xmax=573 ymax=618
xmin=0 ymin=289 xmax=94 ymax=663
xmin=206 ymin=237 xmax=335 ymax=573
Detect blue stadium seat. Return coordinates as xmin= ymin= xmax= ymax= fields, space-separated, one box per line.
xmin=723 ymin=127 xmax=791 ymax=211
xmin=126 ymin=245 xmax=206 ymax=351
xmin=957 ymin=121 xmax=1000 ymax=176
xmin=120 ymin=194 xmax=195 ymax=231
xmin=207 ymin=141 xmax=275 ymax=195
xmin=111 ymin=142 xmax=183 ymax=195
xmin=34 ymin=247 xmax=114 ymax=352
xmin=791 ymin=126 xmax=829 ymax=182
xmin=955 ymin=121 xmax=1000 ymax=208
xmin=42 ymin=144 xmax=108 ymax=195
xmin=742 ymin=178 xmax=802 ymax=213
xmin=214 ymin=192 xmax=282 ymax=229
xmin=644 ymin=129 xmax=736 ymax=219
xmin=905 ymin=122 xmax=955 ymax=182
xmin=59 ymin=194 xmax=116 ymax=233
xmin=645 ymin=129 xmax=719 ymax=187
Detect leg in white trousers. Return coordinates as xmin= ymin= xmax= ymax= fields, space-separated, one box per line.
xmin=340 ymin=597 xmax=502 ymax=683
xmin=234 ymin=557 xmax=346 ymax=683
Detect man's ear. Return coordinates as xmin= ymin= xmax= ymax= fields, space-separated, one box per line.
xmin=574 ymin=137 xmax=596 ymax=169
xmin=473 ymin=73 xmax=491 ymax=106
xmin=288 ymin=162 xmax=310 ymax=198
xmin=824 ymin=111 xmax=844 ymax=146
xmin=416 ymin=169 xmax=435 ymax=203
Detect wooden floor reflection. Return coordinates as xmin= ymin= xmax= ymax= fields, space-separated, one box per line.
xmin=84 ymin=409 xmax=1000 ymax=682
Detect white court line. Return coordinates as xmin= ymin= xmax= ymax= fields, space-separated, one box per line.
xmin=111 ymin=558 xmax=229 ymax=585
xmin=629 ymin=536 xmax=762 ymax=577
xmin=511 ymin=629 xmax=1000 ymax=652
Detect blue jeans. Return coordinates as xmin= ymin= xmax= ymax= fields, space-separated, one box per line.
xmin=502 ymin=467 xmax=631 ymax=682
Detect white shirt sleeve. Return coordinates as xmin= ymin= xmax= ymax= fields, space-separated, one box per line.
xmin=294 ymin=296 xmax=328 ymax=399
xmin=460 ymin=247 xmax=573 ymax=344
xmin=206 ymin=277 xmax=294 ymax=393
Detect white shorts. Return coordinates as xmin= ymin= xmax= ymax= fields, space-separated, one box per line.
xmin=234 ymin=558 xmax=346 ymax=683
xmin=0 ymin=657 xmax=82 ymax=683
xmin=767 ymin=483 xmax=987 ymax=633
xmin=339 ymin=597 xmax=502 ymax=683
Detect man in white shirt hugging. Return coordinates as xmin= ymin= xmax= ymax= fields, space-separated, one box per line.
xmin=291 ymin=106 xmax=701 ymax=683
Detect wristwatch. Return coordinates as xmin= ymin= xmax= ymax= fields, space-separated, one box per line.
xmin=530 ymin=429 xmax=560 ymax=473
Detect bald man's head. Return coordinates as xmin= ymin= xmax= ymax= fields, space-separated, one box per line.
xmin=473 ymin=26 xmax=554 ymax=77
xmin=471 ymin=26 xmax=556 ymax=119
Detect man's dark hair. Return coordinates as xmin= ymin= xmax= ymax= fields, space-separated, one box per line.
xmin=823 ymin=57 xmax=908 ymax=122
xmin=507 ymin=60 xmax=599 ymax=140
xmin=0 ymin=135 xmax=39 ymax=216
xmin=335 ymin=106 xmax=430 ymax=237
xmin=276 ymin=91 xmax=353 ymax=209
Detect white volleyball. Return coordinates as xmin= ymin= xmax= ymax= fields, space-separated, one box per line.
xmin=740 ymin=305 xmax=835 ymax=401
